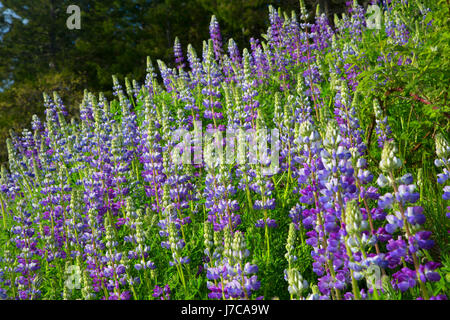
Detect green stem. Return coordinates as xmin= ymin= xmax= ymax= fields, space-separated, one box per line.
xmin=389 ymin=171 xmax=430 ymax=300
xmin=0 ymin=197 xmax=7 ymax=229
xmin=264 ymin=221 xmax=270 ymax=264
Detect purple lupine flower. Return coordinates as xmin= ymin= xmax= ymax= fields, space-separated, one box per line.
xmin=173 ymin=37 xmax=185 ymax=69
xmin=153 ymin=284 xmax=171 ymax=300
xmin=418 ymin=262 xmax=441 ymax=283
xmin=434 ymin=133 xmax=450 ymax=218
xmin=392 ymin=267 xmax=416 ymax=292
xmin=209 ymin=15 xmax=223 ymax=62
xmin=373 ymin=99 xmax=393 ymax=148
xmin=206 ymin=230 xmax=261 ymax=300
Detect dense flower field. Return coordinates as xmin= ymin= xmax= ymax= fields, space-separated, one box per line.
xmin=0 ymin=0 xmax=449 ymax=300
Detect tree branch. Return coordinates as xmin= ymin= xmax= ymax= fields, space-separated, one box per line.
xmin=384 ymin=87 xmax=432 ymax=105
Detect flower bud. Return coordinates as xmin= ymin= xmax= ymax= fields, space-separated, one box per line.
xmin=323 ymin=120 xmax=341 ymax=149
xmin=345 ymin=200 xmax=362 ymax=235
xmin=299 ymin=121 xmax=313 ymax=138
xmin=380 ymin=141 xmax=402 ymax=172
